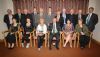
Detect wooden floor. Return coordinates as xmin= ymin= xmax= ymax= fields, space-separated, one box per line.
xmin=0 ymin=40 xmax=100 ymax=57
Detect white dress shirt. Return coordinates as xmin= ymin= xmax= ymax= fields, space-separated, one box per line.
xmin=9 ymin=15 xmax=13 ymax=24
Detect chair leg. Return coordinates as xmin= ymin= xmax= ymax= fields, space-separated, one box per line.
xmin=59 ymin=34 xmax=62 ymax=48
xmin=45 ymin=39 xmax=47 ymax=47
xmin=19 ymin=39 xmax=21 ymax=47
xmin=34 ymin=39 xmax=35 ymax=47
xmin=16 ymin=38 xmax=18 ymax=47
xmin=77 ymin=40 xmax=79 ymax=48
xmin=30 ymin=39 xmax=32 ymax=47
xmin=15 ymin=34 xmax=18 ymax=47
xmin=74 ymin=40 xmax=76 ymax=48
xmin=89 ymin=38 xmax=91 ymax=48
xmin=4 ymin=39 xmax=7 ymax=47
xmin=47 ymin=33 xmax=49 ymax=47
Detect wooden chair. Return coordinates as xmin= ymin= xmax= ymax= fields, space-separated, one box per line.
xmin=18 ymin=28 xmax=33 ymax=47
xmin=33 ymin=30 xmax=48 ymax=47
xmin=62 ymin=32 xmax=76 ymax=48
xmin=2 ymin=30 xmax=19 ymax=47
xmin=76 ymin=32 xmax=93 ymax=48
xmin=47 ymin=31 xmax=62 ymax=48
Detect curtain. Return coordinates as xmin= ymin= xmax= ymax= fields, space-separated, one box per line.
xmin=12 ymin=0 xmax=89 ymax=14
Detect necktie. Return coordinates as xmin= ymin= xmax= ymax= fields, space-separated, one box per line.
xmin=52 ymin=23 xmax=57 ymax=34
xmin=86 ymin=14 xmax=91 ymax=25
xmin=78 ymin=14 xmax=81 ymax=19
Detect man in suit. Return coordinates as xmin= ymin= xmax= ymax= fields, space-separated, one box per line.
xmin=38 ymin=8 xmax=46 ymax=20
xmin=45 ymin=7 xmax=55 ymax=25
xmin=22 ymin=9 xmax=33 ymax=28
xmin=48 ymin=17 xmax=61 ymax=50
xmin=14 ymin=9 xmax=23 ymax=24
xmin=76 ymin=9 xmax=85 ymax=24
xmin=85 ymin=7 xmax=98 ymax=32
xmin=31 ymin=7 xmax=38 ymax=28
xmin=68 ymin=9 xmax=77 ymax=28
xmin=4 ymin=9 xmax=14 ymax=29
xmin=59 ymin=8 xmax=68 ymax=29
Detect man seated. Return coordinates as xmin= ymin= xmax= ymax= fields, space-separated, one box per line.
xmin=48 ymin=17 xmax=61 ymax=50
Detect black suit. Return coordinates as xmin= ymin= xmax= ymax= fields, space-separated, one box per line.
xmin=14 ymin=13 xmax=23 ymax=23
xmin=4 ymin=14 xmax=14 ymax=29
xmin=59 ymin=13 xmax=68 ymax=29
xmin=31 ymin=13 xmax=37 ymax=28
xmin=48 ymin=22 xmax=61 ymax=49
xmin=76 ymin=14 xmax=85 ymax=24
xmin=21 ymin=14 xmax=34 ymax=28
xmin=85 ymin=13 xmax=98 ymax=32
xmin=67 ymin=14 xmax=77 ymax=28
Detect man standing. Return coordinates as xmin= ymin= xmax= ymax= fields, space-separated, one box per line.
xmin=76 ymin=9 xmax=85 ymax=24
xmin=4 ymin=9 xmax=14 ymax=29
xmin=31 ymin=7 xmax=38 ymax=28
xmin=85 ymin=7 xmax=98 ymax=32
xmin=68 ymin=9 xmax=77 ymax=28
xmin=59 ymin=8 xmax=68 ymax=29
xmin=14 ymin=9 xmax=23 ymax=24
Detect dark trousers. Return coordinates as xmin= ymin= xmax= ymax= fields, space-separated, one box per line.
xmin=79 ymin=35 xmax=90 ymax=47
xmin=22 ymin=34 xmax=30 ymax=43
xmin=49 ymin=33 xmax=60 ymax=48
xmin=6 ymin=24 xmax=11 ymax=29
xmin=37 ymin=34 xmax=45 ymax=48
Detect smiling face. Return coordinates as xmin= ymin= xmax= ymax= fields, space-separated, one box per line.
xmin=78 ymin=10 xmax=82 ymax=14
xmin=67 ymin=19 xmax=71 ymax=24
xmin=70 ymin=9 xmax=74 ymax=14
xmin=89 ymin=7 xmax=94 ymax=13
xmin=78 ymin=19 xmax=83 ymax=25
xmin=17 ymin=9 xmax=21 ymax=14
xmin=33 ymin=8 xmax=37 ymax=12
xmin=23 ymin=9 xmax=28 ymax=14
xmin=40 ymin=8 xmax=43 ymax=13
xmin=12 ymin=18 xmax=16 ymax=24
xmin=7 ymin=9 xmax=12 ymax=14
xmin=26 ymin=18 xmax=30 ymax=23
xmin=48 ymin=7 xmax=51 ymax=12
xmin=40 ymin=18 xmax=44 ymax=25
xmin=62 ymin=8 xmax=66 ymax=13
xmin=53 ymin=18 xmax=57 ymax=23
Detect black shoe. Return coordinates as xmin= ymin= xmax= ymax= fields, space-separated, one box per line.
xmin=56 ymin=47 xmax=59 ymax=50
xmin=80 ymin=46 xmax=85 ymax=49
xmin=49 ymin=47 xmax=52 ymax=50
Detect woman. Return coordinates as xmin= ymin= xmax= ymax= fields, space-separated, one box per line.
xmin=21 ymin=18 xmax=33 ymax=48
xmin=6 ymin=18 xmax=18 ymax=49
xmin=75 ymin=19 xmax=90 ymax=49
xmin=63 ymin=19 xmax=74 ymax=48
xmin=36 ymin=18 xmax=47 ymax=51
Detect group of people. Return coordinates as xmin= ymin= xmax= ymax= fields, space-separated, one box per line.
xmin=4 ymin=7 xmax=98 ymax=51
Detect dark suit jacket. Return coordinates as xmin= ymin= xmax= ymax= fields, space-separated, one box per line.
xmin=48 ymin=22 xmax=61 ymax=34
xmin=59 ymin=13 xmax=68 ymax=29
xmin=76 ymin=14 xmax=85 ymax=24
xmin=85 ymin=13 xmax=98 ymax=32
xmin=21 ymin=14 xmax=34 ymax=28
xmin=14 ymin=13 xmax=23 ymax=23
xmin=67 ymin=14 xmax=77 ymax=27
xmin=4 ymin=14 xmax=14 ymax=29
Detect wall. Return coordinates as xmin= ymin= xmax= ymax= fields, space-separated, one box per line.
xmin=0 ymin=0 xmax=14 ymax=40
